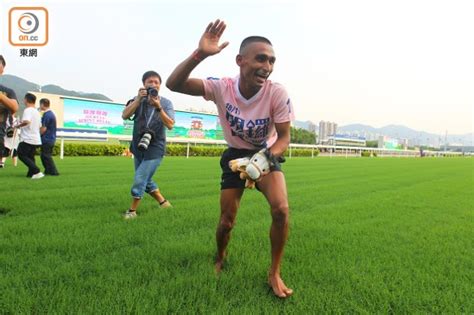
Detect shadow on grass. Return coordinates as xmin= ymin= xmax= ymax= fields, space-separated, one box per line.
xmin=0 ymin=207 xmax=11 ymax=216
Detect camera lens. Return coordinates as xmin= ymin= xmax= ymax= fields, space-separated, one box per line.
xmin=147 ymin=87 xmax=158 ymax=97
xmin=138 ymin=132 xmax=153 ymax=151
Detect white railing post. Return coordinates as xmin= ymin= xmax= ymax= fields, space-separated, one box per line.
xmin=60 ymin=138 xmax=64 ymax=160
xmin=186 ymin=142 xmax=190 ymax=158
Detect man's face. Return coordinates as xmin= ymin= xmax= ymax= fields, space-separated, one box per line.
xmin=144 ymin=76 xmax=161 ymax=89
xmin=0 ymin=63 xmax=4 ymax=75
xmin=237 ymin=42 xmax=275 ymax=91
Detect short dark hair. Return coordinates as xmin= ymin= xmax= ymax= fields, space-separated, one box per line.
xmin=0 ymin=55 xmax=5 ymax=67
xmin=24 ymin=93 xmax=37 ymax=104
xmin=142 ymin=71 xmax=162 ymax=84
xmin=40 ymin=98 xmax=50 ymax=107
xmin=239 ymin=36 xmax=272 ymax=54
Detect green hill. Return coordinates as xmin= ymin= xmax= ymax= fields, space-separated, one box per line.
xmin=0 ymin=74 xmax=112 ymax=113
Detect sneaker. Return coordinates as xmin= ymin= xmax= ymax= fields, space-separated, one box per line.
xmin=123 ymin=209 xmax=137 ymax=219
xmin=31 ymin=172 xmax=45 ymax=179
xmin=159 ymin=199 xmax=172 ymax=208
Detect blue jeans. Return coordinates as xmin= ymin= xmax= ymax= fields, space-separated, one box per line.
xmin=131 ymin=155 xmax=163 ymax=199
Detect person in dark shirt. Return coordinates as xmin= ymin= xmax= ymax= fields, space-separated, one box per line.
xmin=0 ymin=55 xmax=20 ymax=165
xmin=121 ymin=70 xmax=175 ymax=219
xmin=39 ymin=98 xmax=59 ymax=175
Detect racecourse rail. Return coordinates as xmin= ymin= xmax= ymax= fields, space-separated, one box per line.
xmin=55 ymin=131 xmax=465 ymax=159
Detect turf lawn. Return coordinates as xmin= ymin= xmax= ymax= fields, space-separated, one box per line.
xmin=0 ymin=156 xmax=472 ymax=313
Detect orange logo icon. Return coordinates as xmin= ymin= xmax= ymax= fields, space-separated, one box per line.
xmin=9 ymin=7 xmax=49 ymax=46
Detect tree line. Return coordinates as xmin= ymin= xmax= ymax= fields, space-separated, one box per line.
xmin=290 ymin=127 xmax=316 ymax=144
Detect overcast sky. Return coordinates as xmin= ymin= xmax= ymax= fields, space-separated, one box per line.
xmin=1 ymin=0 xmax=472 ymax=134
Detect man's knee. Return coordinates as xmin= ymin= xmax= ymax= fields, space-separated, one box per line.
xmin=219 ymin=213 xmax=236 ymax=232
xmin=271 ymin=204 xmax=289 ymax=227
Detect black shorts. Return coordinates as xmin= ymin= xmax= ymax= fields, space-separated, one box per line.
xmin=3 ymin=148 xmax=18 ymax=157
xmin=220 ymin=147 xmax=282 ymax=190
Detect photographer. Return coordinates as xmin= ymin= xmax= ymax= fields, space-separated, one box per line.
xmin=0 ymin=55 xmax=19 ymax=165
xmin=121 ymin=71 xmax=175 ymax=219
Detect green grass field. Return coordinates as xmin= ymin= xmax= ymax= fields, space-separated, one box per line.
xmin=1 ymin=156 xmax=473 ymax=313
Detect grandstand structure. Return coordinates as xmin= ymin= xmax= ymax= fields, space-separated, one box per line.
xmin=327 ymin=134 xmax=366 ymax=147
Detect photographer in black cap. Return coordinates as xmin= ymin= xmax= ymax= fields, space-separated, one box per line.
xmin=0 ymin=55 xmax=19 ymax=167
xmin=121 ymin=70 xmax=175 ymax=219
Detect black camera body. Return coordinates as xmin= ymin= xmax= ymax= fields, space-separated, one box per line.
xmin=146 ymin=87 xmax=159 ymax=97
xmin=6 ymin=126 xmax=14 ymax=138
xmin=137 ymin=129 xmax=155 ymax=151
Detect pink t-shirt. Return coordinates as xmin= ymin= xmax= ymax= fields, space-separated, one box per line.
xmin=202 ymin=76 xmax=294 ymax=150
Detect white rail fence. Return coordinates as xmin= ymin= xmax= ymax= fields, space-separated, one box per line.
xmin=57 ymin=132 xmax=464 ymax=159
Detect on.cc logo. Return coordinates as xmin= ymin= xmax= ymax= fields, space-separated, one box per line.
xmin=9 ymin=7 xmax=48 ymax=47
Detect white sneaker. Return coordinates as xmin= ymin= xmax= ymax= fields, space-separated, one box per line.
xmin=31 ymin=172 xmax=45 ymax=179
xmin=159 ymin=199 xmax=172 ymax=208
xmin=123 ymin=209 xmax=137 ymax=219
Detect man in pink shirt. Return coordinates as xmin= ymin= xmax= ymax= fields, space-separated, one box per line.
xmin=167 ymin=19 xmax=294 ymax=298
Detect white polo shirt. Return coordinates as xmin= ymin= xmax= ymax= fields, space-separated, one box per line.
xmin=20 ymin=107 xmax=42 ymax=145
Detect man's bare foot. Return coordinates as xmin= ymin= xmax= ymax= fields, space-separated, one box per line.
xmin=268 ymin=273 xmax=293 ymax=298
xmin=215 ymin=259 xmax=224 ymax=274
xmin=214 ymin=252 xmax=227 ymax=274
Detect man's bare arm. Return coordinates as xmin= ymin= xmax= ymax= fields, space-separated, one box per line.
xmin=122 ymin=88 xmax=148 ymax=120
xmin=166 ymin=19 xmax=229 ymax=96
xmin=148 ymin=96 xmax=175 ymax=130
xmin=269 ymin=122 xmax=291 ymax=157
xmin=0 ymin=94 xmax=19 ymax=114
xmin=15 ymin=120 xmax=31 ymax=129
xmin=122 ymin=98 xmax=140 ymax=120
xmin=159 ymin=111 xmax=174 ymax=130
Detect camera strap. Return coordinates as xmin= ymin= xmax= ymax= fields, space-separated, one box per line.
xmin=8 ymin=111 xmax=13 ymax=126
xmin=142 ymin=97 xmax=160 ymax=128
xmin=144 ymin=105 xmax=155 ymax=128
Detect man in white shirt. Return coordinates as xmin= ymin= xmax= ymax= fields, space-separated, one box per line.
xmin=16 ymin=93 xmax=44 ymax=179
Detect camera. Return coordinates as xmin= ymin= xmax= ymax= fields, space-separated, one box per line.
xmin=137 ymin=129 xmax=155 ymax=151
xmin=6 ymin=127 xmax=14 ymax=138
xmin=146 ymin=87 xmax=159 ymax=97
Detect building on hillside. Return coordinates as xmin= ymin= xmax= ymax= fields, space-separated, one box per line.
xmin=327 ymin=134 xmax=366 ymax=147
xmin=318 ymin=121 xmax=337 ymax=144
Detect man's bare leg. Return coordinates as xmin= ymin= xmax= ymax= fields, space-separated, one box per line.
xmin=129 ymin=198 xmax=141 ymax=211
xmin=258 ymin=172 xmax=293 ymax=298
xmin=150 ymin=189 xmax=171 ymax=207
xmin=215 ymin=188 xmax=244 ymax=273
